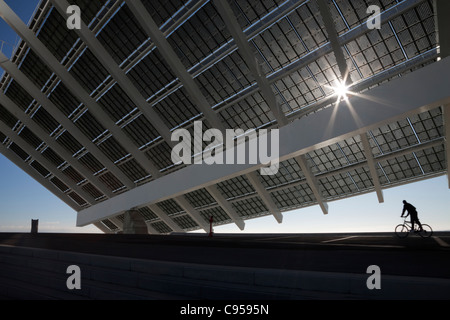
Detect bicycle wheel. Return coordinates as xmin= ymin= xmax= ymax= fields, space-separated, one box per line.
xmin=395 ymin=224 xmax=409 ymax=238
xmin=418 ymin=224 xmax=433 ymax=238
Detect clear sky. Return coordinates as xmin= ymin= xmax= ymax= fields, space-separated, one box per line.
xmin=0 ymin=0 xmax=449 ymax=234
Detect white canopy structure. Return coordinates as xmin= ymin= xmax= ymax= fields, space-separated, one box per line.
xmin=0 ymin=0 xmax=448 ymax=233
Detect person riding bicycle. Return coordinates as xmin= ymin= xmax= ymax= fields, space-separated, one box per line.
xmin=401 ymin=200 xmax=423 ymax=232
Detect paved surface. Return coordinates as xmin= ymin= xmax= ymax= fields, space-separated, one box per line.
xmin=1 ymin=232 xmax=449 ymax=280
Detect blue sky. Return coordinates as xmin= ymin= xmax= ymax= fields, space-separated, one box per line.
xmin=0 ymin=0 xmax=449 ymax=234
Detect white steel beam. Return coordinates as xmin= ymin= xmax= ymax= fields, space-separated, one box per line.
xmin=0 ymin=51 xmax=134 ymax=189
xmin=76 ymin=55 xmax=450 ymax=226
xmin=50 ymin=0 xmax=174 ymax=147
xmin=246 ymin=171 xmax=283 ymax=223
xmin=205 ymin=185 xmax=245 ymax=230
xmin=174 ymin=196 xmax=210 ymax=233
xmin=124 ymin=0 xmax=226 ymax=133
xmin=0 ymin=0 xmax=161 ymax=178
xmin=148 ymin=204 xmax=183 ymax=232
xmin=294 ymin=154 xmax=328 ymax=215
xmin=0 ymin=121 xmax=96 ymax=204
xmin=0 ymin=92 xmax=114 ymax=198
xmin=213 ymin=0 xmax=288 ymax=127
xmin=444 ymin=104 xmax=450 ymax=189
xmin=0 ymin=142 xmax=82 ymax=211
xmin=317 ymin=0 xmax=352 ymax=84
xmin=359 ymin=133 xmax=384 ymax=202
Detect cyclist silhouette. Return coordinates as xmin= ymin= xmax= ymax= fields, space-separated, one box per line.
xmin=401 ymin=200 xmax=423 ymax=232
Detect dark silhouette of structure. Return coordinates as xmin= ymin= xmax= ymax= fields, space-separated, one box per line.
xmin=401 ymin=200 xmax=423 ymax=232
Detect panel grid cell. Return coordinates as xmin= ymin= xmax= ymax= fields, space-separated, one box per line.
xmin=97 ymin=5 xmax=148 ymax=65
xmin=270 ymin=183 xmax=314 ymax=210
xmin=260 ymin=158 xmax=304 ymax=189
xmin=217 ymin=175 xmax=255 ymax=199
xmin=319 ymin=173 xmax=359 ymax=199
xmin=151 ymin=221 xmax=173 ymax=234
xmin=138 ymin=207 xmax=158 ymax=221
xmin=173 ymin=214 xmax=199 ymax=230
xmin=40 ymin=148 xmax=64 ymax=168
xmin=101 ymin=219 xmax=119 ymax=231
xmin=185 ymin=188 xmax=216 ymax=209
xmin=167 ymin=1 xmax=230 ymax=70
xmin=200 ymin=206 xmax=231 ymax=224
xmin=157 ymin=199 xmax=184 ymax=216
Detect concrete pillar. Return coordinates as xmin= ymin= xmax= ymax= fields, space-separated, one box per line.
xmin=122 ymin=210 xmax=148 ymax=234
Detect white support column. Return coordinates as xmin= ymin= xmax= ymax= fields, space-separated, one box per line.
xmin=0 ymin=92 xmax=114 ymax=198
xmin=0 ymin=0 xmax=161 ymax=178
xmin=444 ymin=104 xmax=450 ymax=189
xmin=359 ymin=133 xmax=384 ymax=202
xmin=50 ymin=0 xmax=174 ymax=147
xmin=0 ymin=51 xmax=135 ymax=189
xmin=317 ymin=0 xmax=351 ymax=84
xmin=295 ymin=155 xmax=328 ymax=215
xmin=205 ymin=185 xmax=245 ymax=230
xmin=174 ymin=196 xmax=210 ymax=232
xmin=148 ymin=204 xmax=183 ymax=232
xmin=213 ymin=0 xmax=288 ymax=127
xmin=246 ymin=171 xmax=283 ymax=223
xmin=124 ymin=0 xmax=225 ymax=133
xmin=122 ymin=209 xmax=149 ymax=234
xmin=0 ymin=142 xmax=82 ymax=211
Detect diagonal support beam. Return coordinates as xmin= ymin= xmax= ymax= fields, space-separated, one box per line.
xmin=295 ymin=154 xmax=328 ymax=215
xmin=213 ymin=0 xmax=288 ymax=127
xmin=125 ymin=0 xmax=225 ymax=133
xmin=0 ymin=122 xmax=96 ymax=204
xmin=246 ymin=171 xmax=283 ymax=223
xmin=148 ymin=204 xmax=183 ymax=232
xmin=50 ymin=0 xmax=174 ymax=147
xmin=145 ymin=221 xmax=158 ymax=234
xmin=0 ymin=142 xmax=82 ymax=211
xmin=360 ymin=132 xmax=384 ymax=202
xmin=317 ymin=0 xmax=352 ymax=85
xmin=317 ymin=0 xmax=352 ymax=86
xmin=205 ymin=185 xmax=245 ymax=230
xmin=0 ymin=0 xmax=160 ymax=179
xmin=93 ymin=222 xmax=113 ymax=234
xmin=0 ymin=92 xmax=114 ymax=198
xmin=0 ymin=50 xmax=134 ymax=189
xmin=444 ymin=104 xmax=450 ymax=189
xmin=174 ymin=196 xmax=210 ymax=233
xmin=109 ymin=216 xmax=124 ymax=232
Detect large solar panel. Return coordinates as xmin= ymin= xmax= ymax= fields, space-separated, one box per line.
xmin=0 ymin=0 xmax=447 ymax=233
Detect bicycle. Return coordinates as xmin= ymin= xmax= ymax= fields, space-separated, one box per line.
xmin=395 ymin=217 xmax=433 ymax=238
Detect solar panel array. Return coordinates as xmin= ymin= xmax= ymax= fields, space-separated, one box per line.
xmin=0 ymin=0 xmax=446 ymax=233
